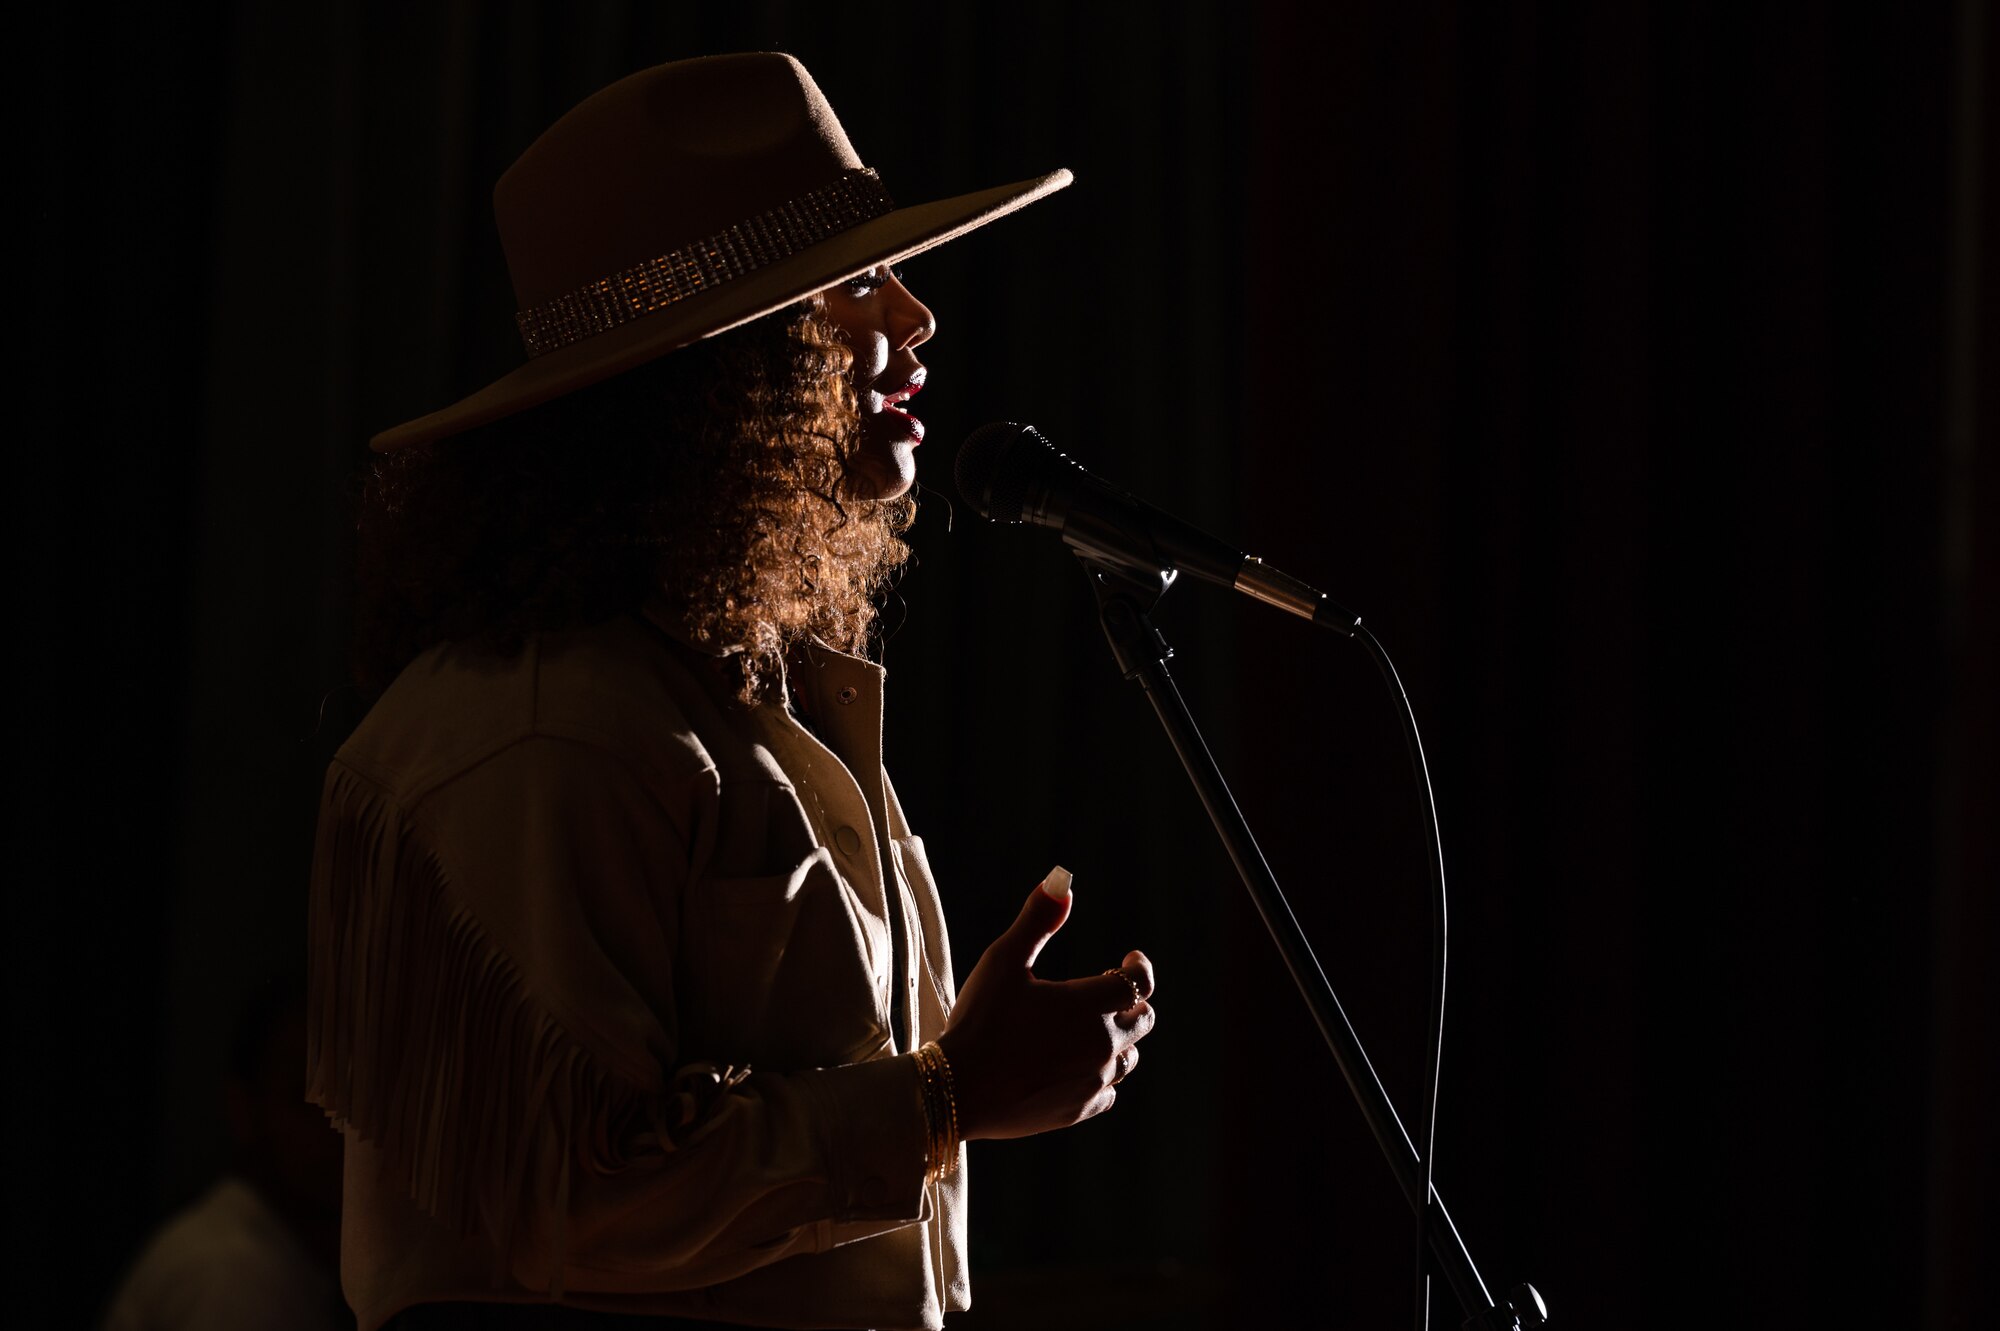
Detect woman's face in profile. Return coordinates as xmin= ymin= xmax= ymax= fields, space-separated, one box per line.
xmin=818 ymin=265 xmax=937 ymax=501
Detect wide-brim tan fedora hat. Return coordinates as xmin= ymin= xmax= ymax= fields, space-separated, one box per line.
xmin=369 ymin=51 xmax=1071 ymax=452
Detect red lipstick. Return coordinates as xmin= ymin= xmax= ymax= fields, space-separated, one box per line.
xmin=876 ymin=372 xmax=926 ymax=442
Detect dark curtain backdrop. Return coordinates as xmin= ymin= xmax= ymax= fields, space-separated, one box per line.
xmin=28 ymin=3 xmax=1989 ymax=1329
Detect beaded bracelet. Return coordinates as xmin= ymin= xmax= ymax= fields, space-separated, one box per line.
xmin=912 ymin=1041 xmax=961 ymax=1182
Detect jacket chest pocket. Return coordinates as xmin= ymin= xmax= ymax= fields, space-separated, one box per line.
xmin=685 ymin=847 xmax=890 ymax=1068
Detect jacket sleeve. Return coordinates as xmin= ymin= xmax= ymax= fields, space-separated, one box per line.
xmin=306 ymin=733 xmax=931 ymax=1298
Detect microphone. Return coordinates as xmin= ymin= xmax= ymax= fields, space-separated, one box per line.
xmin=954 ymin=422 xmax=1359 ymax=634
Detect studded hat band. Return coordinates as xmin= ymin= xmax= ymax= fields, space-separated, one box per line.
xmin=513 ymin=167 xmax=895 ymax=359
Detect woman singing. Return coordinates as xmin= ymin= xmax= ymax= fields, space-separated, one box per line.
xmin=308 ymin=52 xmax=1159 ymax=1330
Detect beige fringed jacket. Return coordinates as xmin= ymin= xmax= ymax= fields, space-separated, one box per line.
xmin=305 ymin=607 xmax=968 ymax=1330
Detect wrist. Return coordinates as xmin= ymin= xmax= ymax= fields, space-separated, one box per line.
xmin=931 ymin=1030 xmax=985 ymax=1141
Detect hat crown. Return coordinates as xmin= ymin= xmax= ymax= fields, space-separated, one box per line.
xmin=494 ymin=53 xmax=865 ymax=310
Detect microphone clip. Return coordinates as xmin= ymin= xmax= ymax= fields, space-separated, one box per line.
xmin=1078 ymin=556 xmax=1178 ymax=683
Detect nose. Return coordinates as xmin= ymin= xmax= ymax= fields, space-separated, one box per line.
xmin=889 ymin=276 xmax=936 ymax=351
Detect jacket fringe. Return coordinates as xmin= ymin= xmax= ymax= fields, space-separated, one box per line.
xmin=306 ymin=761 xmax=663 ymax=1294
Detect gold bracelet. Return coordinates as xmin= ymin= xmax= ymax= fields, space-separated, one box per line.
xmin=918 ymin=1043 xmax=955 ymax=1181
xmin=913 ymin=1041 xmax=960 ymax=1182
xmin=913 ymin=1045 xmax=940 ymax=1181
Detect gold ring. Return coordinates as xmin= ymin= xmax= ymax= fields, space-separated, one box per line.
xmin=1103 ymin=967 xmax=1142 ymax=1010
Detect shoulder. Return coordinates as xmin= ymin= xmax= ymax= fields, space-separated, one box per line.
xmin=333 ymin=614 xmax=731 ymax=808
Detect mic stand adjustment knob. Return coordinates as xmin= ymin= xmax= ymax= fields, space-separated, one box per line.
xmin=1460 ymin=1283 xmax=1547 ymax=1331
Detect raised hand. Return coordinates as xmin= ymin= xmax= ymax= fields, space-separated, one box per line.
xmin=933 ymin=868 xmax=1158 ymax=1141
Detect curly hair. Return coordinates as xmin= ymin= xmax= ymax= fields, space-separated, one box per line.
xmin=352 ymin=301 xmax=915 ymax=705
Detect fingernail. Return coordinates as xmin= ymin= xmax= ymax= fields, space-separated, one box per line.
xmin=1040 ymin=866 xmax=1072 ymax=901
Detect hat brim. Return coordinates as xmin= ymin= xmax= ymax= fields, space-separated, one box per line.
xmin=369 ymin=168 xmax=1072 ymax=452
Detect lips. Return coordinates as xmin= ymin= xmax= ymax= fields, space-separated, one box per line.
xmin=872 ymin=370 xmax=926 ymax=442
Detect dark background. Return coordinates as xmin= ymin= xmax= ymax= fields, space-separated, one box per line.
xmin=26 ymin=2 xmax=1992 ymax=1328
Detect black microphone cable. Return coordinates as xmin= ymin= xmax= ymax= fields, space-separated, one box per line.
xmin=1353 ymin=624 xmax=1449 ymax=1331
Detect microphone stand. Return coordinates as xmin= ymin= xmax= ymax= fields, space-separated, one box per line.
xmin=1077 ymin=554 xmax=1544 ymax=1331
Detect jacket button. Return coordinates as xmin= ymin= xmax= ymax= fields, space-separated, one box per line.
xmin=837 ymin=686 xmax=859 ymax=704
xmin=835 ymin=825 xmax=862 ymax=855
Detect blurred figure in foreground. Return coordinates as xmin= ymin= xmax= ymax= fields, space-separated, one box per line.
xmin=103 ymin=975 xmax=350 ymax=1331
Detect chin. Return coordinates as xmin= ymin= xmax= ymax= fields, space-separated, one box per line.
xmin=848 ymin=446 xmax=918 ymax=501
xmin=848 ymin=474 xmax=916 ymax=502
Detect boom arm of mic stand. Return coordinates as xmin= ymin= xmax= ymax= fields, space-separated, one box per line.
xmin=1076 ymin=555 xmax=1540 ymax=1331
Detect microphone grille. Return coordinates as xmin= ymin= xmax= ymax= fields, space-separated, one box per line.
xmin=955 ymin=422 xmax=1049 ymax=523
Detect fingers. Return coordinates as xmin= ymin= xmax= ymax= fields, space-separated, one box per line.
xmin=1071 ymin=969 xmax=1138 ymax=1013
xmin=1113 ymin=998 xmax=1156 ymax=1038
xmin=1120 ymin=950 xmax=1156 ymax=1002
xmin=1076 ymin=955 xmax=1156 ymax=1016
xmin=1107 ymin=1043 xmax=1140 ymax=1084
xmin=1081 ymin=1043 xmax=1140 ymax=1125
xmin=994 ymin=867 xmax=1073 ymax=970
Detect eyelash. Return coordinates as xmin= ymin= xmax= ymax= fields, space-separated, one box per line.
xmin=845 ymin=266 xmax=907 ymax=294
